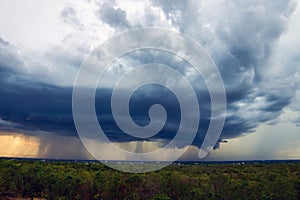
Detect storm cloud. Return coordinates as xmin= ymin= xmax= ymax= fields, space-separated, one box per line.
xmin=0 ymin=0 xmax=299 ymax=152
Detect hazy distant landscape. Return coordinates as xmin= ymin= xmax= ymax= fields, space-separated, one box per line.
xmin=0 ymin=159 xmax=299 ymax=200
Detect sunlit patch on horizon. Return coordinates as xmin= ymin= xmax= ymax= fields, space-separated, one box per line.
xmin=0 ymin=131 xmax=40 ymax=158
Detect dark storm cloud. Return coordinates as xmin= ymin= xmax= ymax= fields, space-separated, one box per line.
xmin=0 ymin=78 xmax=74 ymax=135
xmin=0 ymin=72 xmax=211 ymax=148
xmin=150 ymin=0 xmax=297 ymax=139
xmin=0 ymin=40 xmax=212 ymax=147
xmin=0 ymin=0 xmax=299 ymax=149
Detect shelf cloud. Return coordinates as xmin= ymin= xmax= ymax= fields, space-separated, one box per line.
xmin=0 ymin=0 xmax=299 ymax=156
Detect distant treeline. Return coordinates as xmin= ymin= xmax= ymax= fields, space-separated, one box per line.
xmin=0 ymin=159 xmax=299 ymax=200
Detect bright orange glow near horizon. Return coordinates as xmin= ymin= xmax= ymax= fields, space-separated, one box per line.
xmin=0 ymin=131 xmax=94 ymax=160
xmin=0 ymin=131 xmax=41 ymax=158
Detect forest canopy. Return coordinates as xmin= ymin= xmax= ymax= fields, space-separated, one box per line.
xmin=0 ymin=159 xmax=299 ymax=200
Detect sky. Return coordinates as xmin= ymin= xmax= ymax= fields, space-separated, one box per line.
xmin=0 ymin=0 xmax=299 ymax=161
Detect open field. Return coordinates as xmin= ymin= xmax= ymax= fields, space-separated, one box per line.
xmin=0 ymin=159 xmax=299 ymax=200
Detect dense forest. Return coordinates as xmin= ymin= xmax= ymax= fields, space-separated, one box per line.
xmin=0 ymin=159 xmax=299 ymax=200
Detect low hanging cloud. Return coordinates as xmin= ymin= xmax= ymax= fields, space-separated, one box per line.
xmin=0 ymin=0 xmax=299 ymax=151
